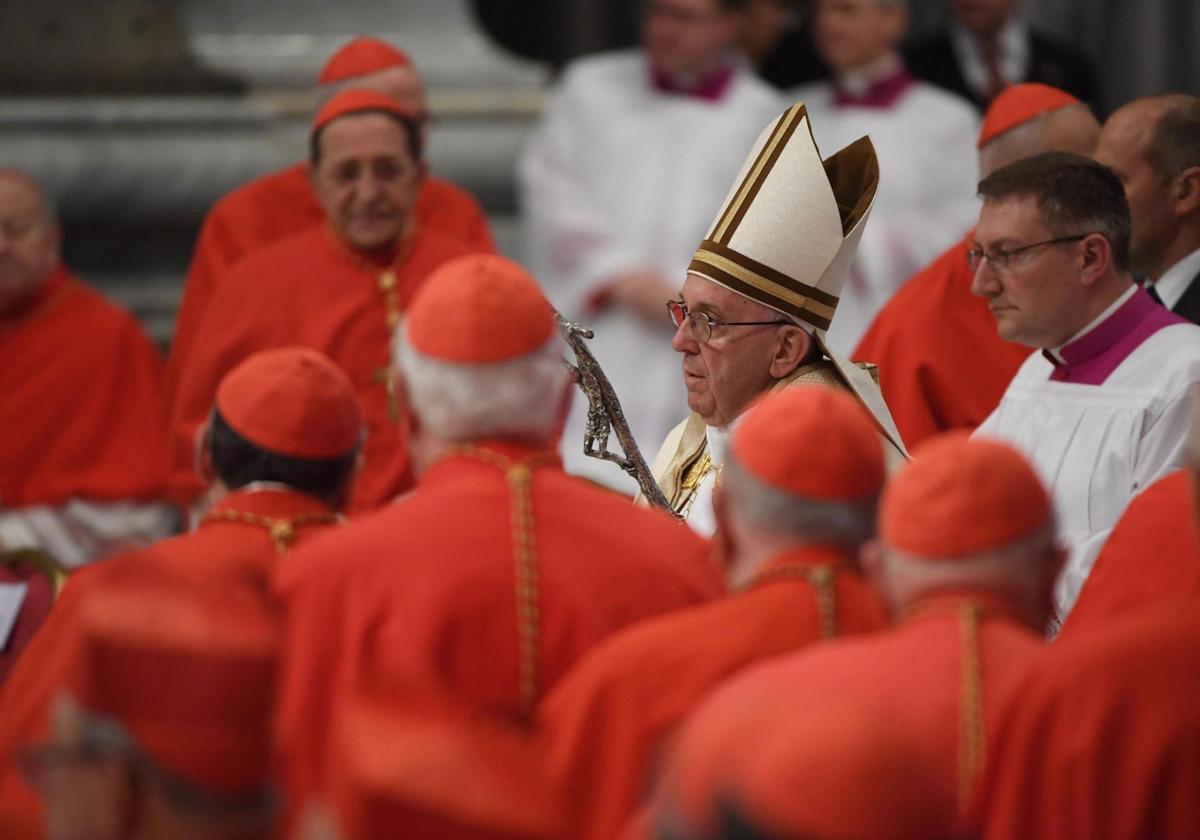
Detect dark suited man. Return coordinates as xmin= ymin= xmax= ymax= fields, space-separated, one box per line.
xmin=1096 ymin=95 xmax=1200 ymax=324
xmin=904 ymin=0 xmax=1095 ymax=111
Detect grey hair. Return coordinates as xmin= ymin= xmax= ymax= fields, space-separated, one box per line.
xmin=722 ymin=456 xmax=878 ymax=550
xmin=880 ymin=519 xmax=1058 ymax=598
xmin=394 ymin=330 xmax=570 ymax=444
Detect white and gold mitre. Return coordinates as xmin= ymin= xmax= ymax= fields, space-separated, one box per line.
xmin=688 ymin=102 xmax=907 ymax=457
xmin=688 ymin=101 xmax=876 ymax=331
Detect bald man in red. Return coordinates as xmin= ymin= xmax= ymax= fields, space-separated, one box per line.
xmin=0 ymin=169 xmax=172 ymax=570
xmin=273 ymin=254 xmax=722 ymax=819
xmin=854 ymin=84 xmax=1099 ymax=447
xmin=650 ymin=433 xmax=1062 ymax=840
xmin=165 ymin=36 xmax=494 ymax=411
xmin=982 ymin=596 xmax=1200 ymax=840
xmin=168 ymin=90 xmax=478 ymax=512
xmin=537 ymin=386 xmax=888 ymax=840
xmin=0 ymin=347 xmax=360 ymax=839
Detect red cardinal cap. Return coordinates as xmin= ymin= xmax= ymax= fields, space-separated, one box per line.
xmin=978 ymin=83 xmax=1081 ymax=148
xmin=328 ymin=688 xmax=563 ymax=839
xmin=881 ymin=431 xmax=1052 ymax=559
xmin=731 ymin=386 xmax=885 ymax=501
xmin=312 ymin=88 xmax=416 ymax=134
xmin=318 ymin=37 xmax=412 ymax=85
xmin=215 ymin=346 xmax=362 ymax=460
xmin=67 ymin=582 xmax=278 ymax=798
xmin=405 ymin=254 xmax=555 ymax=363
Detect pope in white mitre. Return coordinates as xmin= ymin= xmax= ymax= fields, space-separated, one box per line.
xmin=642 ymin=102 xmax=908 ymax=534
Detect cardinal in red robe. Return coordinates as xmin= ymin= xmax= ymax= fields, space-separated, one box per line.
xmin=1058 ymin=469 xmax=1200 ymax=639
xmin=648 ymin=433 xmax=1062 ymax=840
xmin=273 ymin=254 xmax=722 ymax=823
xmin=167 ymin=90 xmax=479 ymax=511
xmin=165 ymin=36 xmax=494 ymax=413
xmin=0 ymin=346 xmax=361 ymax=839
xmin=537 ymin=385 xmax=889 ymax=840
xmin=854 ymin=84 xmax=1099 ymax=447
xmin=981 ymin=596 xmax=1200 ymax=840
xmin=0 ymin=168 xmax=172 ymax=569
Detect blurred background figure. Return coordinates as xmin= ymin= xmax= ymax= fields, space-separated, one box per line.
xmin=0 ymin=169 xmax=173 ymax=571
xmin=163 ymin=35 xmax=496 ymax=416
xmin=737 ymin=0 xmax=827 ymax=89
xmin=793 ymin=0 xmax=981 ymax=354
xmin=518 ymin=0 xmax=783 ymax=491
xmin=1094 ymin=94 xmax=1200 ymax=323
xmin=905 ymin=0 xmax=1096 ymax=111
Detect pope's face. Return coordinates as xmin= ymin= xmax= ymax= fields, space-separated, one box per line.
xmin=970 ymin=195 xmax=1088 ymax=348
xmin=0 ymin=173 xmax=59 ymax=316
xmin=812 ymin=0 xmax=907 ymax=73
xmin=1094 ymin=105 xmax=1176 ymax=281
xmin=311 ymin=113 xmax=423 ymax=254
xmin=672 ymin=274 xmax=782 ymax=427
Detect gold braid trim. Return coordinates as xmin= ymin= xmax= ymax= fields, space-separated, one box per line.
xmin=200 ymin=510 xmax=339 ymax=554
xmin=749 ymin=562 xmax=839 ymax=640
xmin=958 ymin=602 xmax=985 ymax=817
xmin=440 ymin=446 xmax=558 ymax=718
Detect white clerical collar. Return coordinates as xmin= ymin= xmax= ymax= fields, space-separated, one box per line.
xmin=706 ymin=422 xmax=733 ymax=468
xmin=950 ymin=16 xmax=1030 ymax=97
xmin=1154 ymin=247 xmax=1200 ymax=310
xmin=837 ymin=51 xmax=905 ymax=97
xmin=1045 ymin=284 xmax=1138 ymax=364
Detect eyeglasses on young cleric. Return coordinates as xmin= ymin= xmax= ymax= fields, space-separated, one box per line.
xmin=666 ymin=299 xmax=790 ymax=343
xmin=966 ymin=234 xmax=1094 ymax=271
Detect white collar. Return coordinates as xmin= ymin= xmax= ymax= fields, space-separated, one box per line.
xmin=1153 ymin=247 xmax=1200 ymax=310
xmin=706 ymin=422 xmax=733 ymax=468
xmin=836 ymin=51 xmax=904 ymax=97
xmin=1045 ymin=284 xmax=1137 ymax=363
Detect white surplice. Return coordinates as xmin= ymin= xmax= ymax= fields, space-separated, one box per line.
xmin=790 ymin=78 xmax=981 ymax=355
xmin=519 ymin=50 xmax=784 ymax=491
xmin=975 ymin=308 xmax=1200 ymax=620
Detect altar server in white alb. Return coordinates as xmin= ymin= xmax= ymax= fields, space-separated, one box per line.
xmin=791 ymin=0 xmax=981 ymax=353
xmin=972 ymin=151 xmax=1200 ymax=621
xmin=518 ymin=0 xmax=783 ymax=491
xmin=646 ymin=102 xmax=908 ymax=536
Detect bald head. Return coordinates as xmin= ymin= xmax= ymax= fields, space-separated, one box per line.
xmin=0 ymin=169 xmax=60 ymax=316
xmin=979 ymin=103 xmax=1100 ymax=178
xmin=1095 ymin=94 xmax=1200 ymax=281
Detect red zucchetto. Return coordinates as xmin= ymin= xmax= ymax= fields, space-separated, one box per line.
xmin=731 ymin=385 xmax=885 ymax=500
xmin=317 ymin=36 xmax=412 ymax=85
xmin=404 ymin=254 xmax=556 ymax=363
xmin=978 ymin=83 xmax=1082 ymax=148
xmin=881 ymin=431 xmax=1051 ymax=559
xmin=215 ymin=346 xmax=362 ymax=459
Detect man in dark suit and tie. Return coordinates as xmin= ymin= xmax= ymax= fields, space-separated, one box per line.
xmin=1096 ymin=95 xmax=1200 ymax=324
xmin=904 ymin=0 xmax=1096 ymax=111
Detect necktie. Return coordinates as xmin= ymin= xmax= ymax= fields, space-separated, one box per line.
xmin=980 ymin=37 xmax=1007 ymax=101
